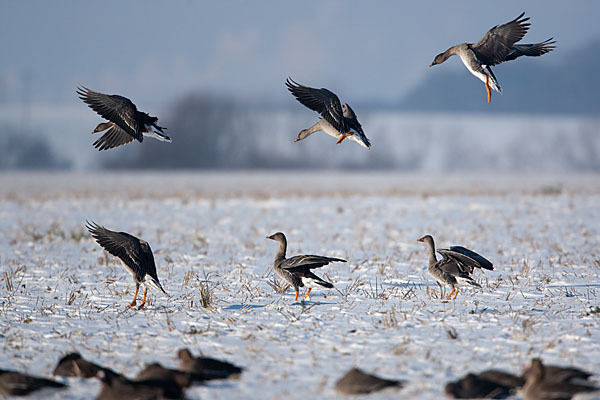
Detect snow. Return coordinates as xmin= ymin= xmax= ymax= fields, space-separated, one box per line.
xmin=1 ymin=172 xmax=599 ymax=399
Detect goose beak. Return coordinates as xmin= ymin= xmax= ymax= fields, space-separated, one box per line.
xmin=429 ymin=63 xmax=433 ymax=67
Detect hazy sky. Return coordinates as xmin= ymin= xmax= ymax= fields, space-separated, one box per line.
xmin=1 ymin=1 xmax=599 ymax=107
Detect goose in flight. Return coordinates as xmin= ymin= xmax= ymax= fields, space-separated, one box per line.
xmin=267 ymin=232 xmax=344 ymax=301
xmin=286 ymin=78 xmax=371 ymax=149
xmin=429 ymin=13 xmax=555 ymax=103
xmin=77 ymin=86 xmax=171 ymax=150
xmin=86 ymin=221 xmax=168 ymax=309
xmin=418 ymin=235 xmax=493 ymax=300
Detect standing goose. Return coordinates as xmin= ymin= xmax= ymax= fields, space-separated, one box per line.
xmin=335 ymin=368 xmax=404 ymax=395
xmin=53 ymin=352 xmax=103 ymax=378
xmin=286 ymin=78 xmax=371 ymax=149
xmin=95 ymin=368 xmax=184 ymax=400
xmin=429 ymin=12 xmax=555 ymax=103
xmin=77 ymin=86 xmax=171 ymax=151
xmin=267 ymin=232 xmax=344 ymax=301
xmin=86 ymin=221 xmax=168 ymax=310
xmin=418 ymin=235 xmax=493 ymax=300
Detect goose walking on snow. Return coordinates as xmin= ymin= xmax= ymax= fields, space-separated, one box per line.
xmin=286 ymin=78 xmax=371 ymax=149
xmin=429 ymin=12 xmax=555 ymax=104
xmin=267 ymin=232 xmax=344 ymax=301
xmin=77 ymin=86 xmax=171 ymax=150
xmin=418 ymin=235 xmax=493 ymax=300
xmin=86 ymin=221 xmax=168 ymax=310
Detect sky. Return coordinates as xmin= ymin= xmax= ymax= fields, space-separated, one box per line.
xmin=1 ymin=1 xmax=600 ymax=108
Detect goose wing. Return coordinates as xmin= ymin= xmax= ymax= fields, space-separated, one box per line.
xmin=281 ymin=254 xmax=346 ymax=272
xmin=92 ymin=124 xmax=137 ymax=151
xmin=438 ymin=246 xmax=493 ymax=273
xmin=77 ymin=86 xmax=142 ymax=140
xmin=472 ymin=12 xmax=530 ymax=66
xmin=86 ymin=221 xmax=147 ymax=274
xmin=503 ymin=38 xmax=556 ymax=62
xmin=286 ymin=78 xmax=348 ymax=133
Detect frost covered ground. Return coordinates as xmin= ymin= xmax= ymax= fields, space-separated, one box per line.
xmin=1 ymin=172 xmax=599 ymax=399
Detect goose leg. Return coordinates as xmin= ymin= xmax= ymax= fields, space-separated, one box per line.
xmin=485 ymin=75 xmax=492 ymax=104
xmin=453 ymin=288 xmax=459 ymax=300
xmin=128 ymin=285 xmax=139 ymax=308
xmin=137 ymin=288 xmax=148 ymax=310
xmin=294 ymin=290 xmax=299 ymax=302
xmin=336 ymin=133 xmax=353 ymax=144
xmin=304 ymin=288 xmax=312 ymax=300
xmin=446 ymin=287 xmax=455 ymax=299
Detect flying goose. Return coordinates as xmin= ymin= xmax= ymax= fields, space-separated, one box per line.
xmin=86 ymin=221 xmax=168 ymax=310
xmin=77 ymin=86 xmax=171 ymax=150
xmin=418 ymin=235 xmax=493 ymax=299
xmin=429 ymin=12 xmax=555 ymax=103
xmin=267 ymin=232 xmax=344 ymax=301
xmin=286 ymin=78 xmax=371 ymax=149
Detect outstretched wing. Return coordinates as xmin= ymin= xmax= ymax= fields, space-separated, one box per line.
xmin=472 ymin=12 xmax=530 ymax=66
xmin=438 ymin=246 xmax=493 ymax=273
xmin=343 ymin=104 xmax=371 ymax=148
xmin=86 ymin=221 xmax=146 ymax=275
xmin=92 ymin=123 xmax=137 ymax=151
xmin=286 ymin=78 xmax=348 ymax=133
xmin=77 ymin=86 xmax=142 ymax=140
xmin=281 ymin=254 xmax=346 ymax=272
xmin=502 ymin=38 xmax=556 ymax=62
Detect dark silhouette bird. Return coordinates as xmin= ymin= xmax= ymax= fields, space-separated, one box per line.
xmin=0 ymin=369 xmax=66 ymax=397
xmin=176 ymin=348 xmax=243 ymax=381
xmin=445 ymin=370 xmax=523 ymax=399
xmin=135 ymin=363 xmax=192 ymax=389
xmin=267 ymin=232 xmax=344 ymax=301
xmin=418 ymin=235 xmax=493 ymax=300
xmin=335 ymin=367 xmax=403 ymax=395
xmin=522 ymin=358 xmax=597 ymax=400
xmin=86 ymin=221 xmax=168 ymax=309
xmin=95 ymin=368 xmax=184 ymax=400
xmin=429 ymin=13 xmax=555 ymax=103
xmin=53 ymin=352 xmax=103 ymax=378
xmin=523 ymin=358 xmax=593 ymax=384
xmin=286 ymin=78 xmax=371 ymax=149
xmin=77 ymin=86 xmax=170 ymax=150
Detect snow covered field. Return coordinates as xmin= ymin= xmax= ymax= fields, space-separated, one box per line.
xmin=1 ymin=172 xmax=599 ymax=399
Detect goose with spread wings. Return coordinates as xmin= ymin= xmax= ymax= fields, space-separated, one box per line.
xmin=267 ymin=232 xmax=345 ymax=301
xmin=86 ymin=221 xmax=168 ymax=309
xmin=285 ymin=78 xmax=371 ymax=149
xmin=429 ymin=12 xmax=555 ymax=104
xmin=77 ymin=86 xmax=170 ymax=151
xmin=418 ymin=235 xmax=493 ymax=300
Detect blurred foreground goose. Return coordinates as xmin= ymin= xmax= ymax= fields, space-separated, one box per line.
xmin=77 ymin=86 xmax=170 ymax=150
xmin=135 ymin=363 xmax=192 ymax=389
xmin=335 ymin=368 xmax=404 ymax=395
xmin=0 ymin=369 xmax=66 ymax=397
xmin=418 ymin=235 xmax=493 ymax=299
xmin=429 ymin=12 xmax=555 ymax=103
xmin=176 ymin=348 xmax=243 ymax=380
xmin=445 ymin=370 xmax=524 ymax=399
xmin=53 ymin=352 xmax=103 ymax=378
xmin=523 ymin=358 xmax=593 ymax=384
xmin=286 ymin=78 xmax=371 ymax=149
xmin=95 ymin=368 xmax=184 ymax=400
xmin=267 ymin=232 xmax=345 ymax=301
xmin=86 ymin=221 xmax=168 ymax=310
xmin=522 ymin=359 xmax=597 ymax=400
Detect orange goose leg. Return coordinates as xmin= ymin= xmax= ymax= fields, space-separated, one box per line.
xmin=485 ymin=75 xmax=492 ymax=104
xmin=137 ymin=288 xmax=148 ymax=310
xmin=336 ymin=133 xmax=353 ymax=144
xmin=453 ymin=288 xmax=459 ymax=300
xmin=294 ymin=290 xmax=299 ymax=302
xmin=128 ymin=286 xmax=139 ymax=308
xmin=446 ymin=287 xmax=456 ymax=299
xmin=304 ymin=288 xmax=312 ymax=300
